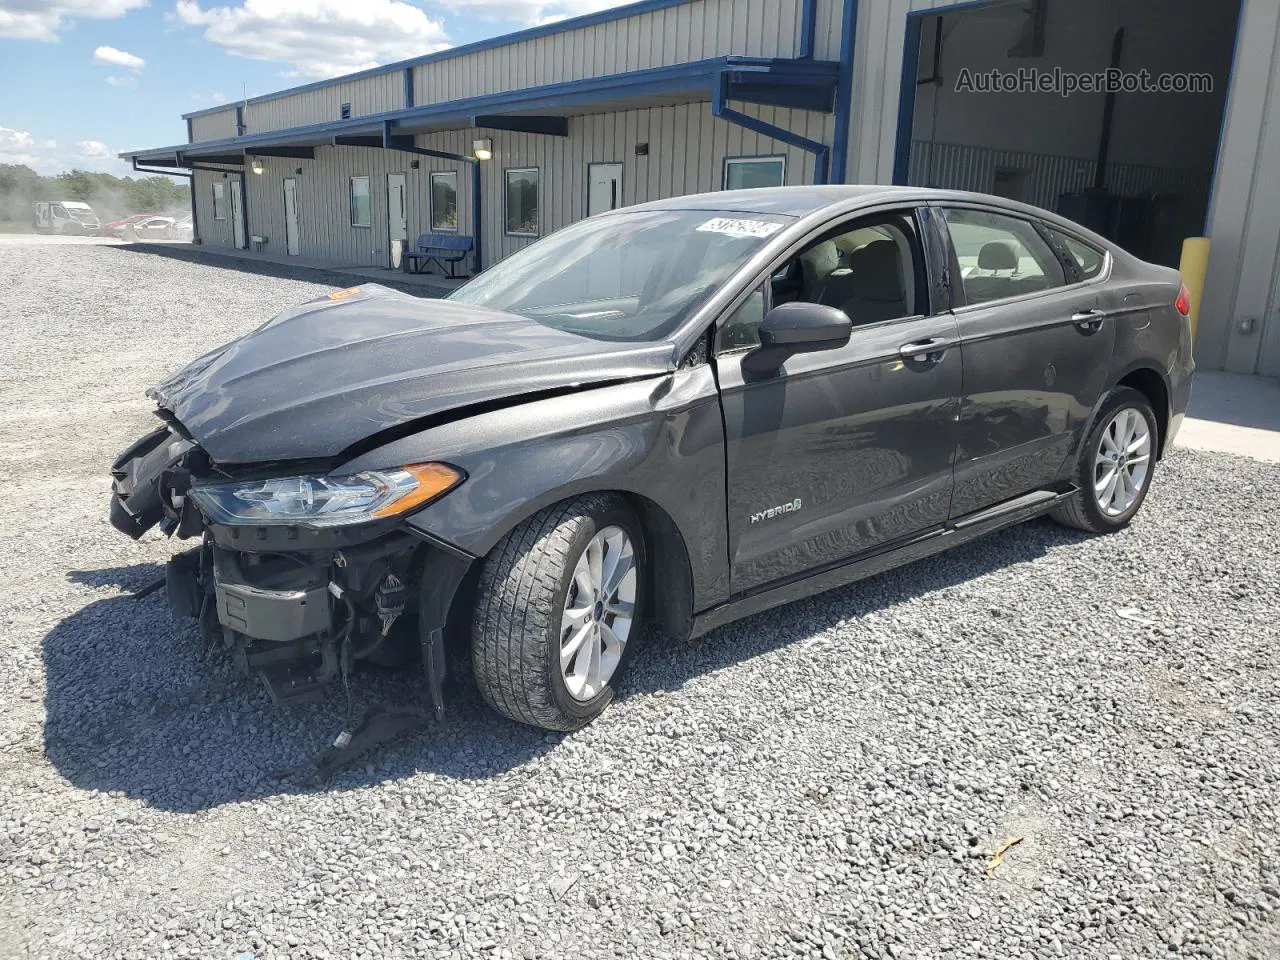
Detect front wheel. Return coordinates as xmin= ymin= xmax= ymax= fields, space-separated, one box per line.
xmin=471 ymin=494 xmax=645 ymax=731
xmin=1051 ymin=387 xmax=1158 ymax=533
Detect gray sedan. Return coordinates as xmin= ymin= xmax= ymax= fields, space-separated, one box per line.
xmin=109 ymin=186 xmax=1194 ymax=733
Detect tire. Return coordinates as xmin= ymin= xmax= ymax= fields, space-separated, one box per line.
xmin=471 ymin=494 xmax=645 ymax=731
xmin=1051 ymin=387 xmax=1159 ymax=533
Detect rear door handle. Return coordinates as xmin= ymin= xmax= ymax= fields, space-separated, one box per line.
xmin=899 ymin=338 xmax=956 ymax=363
xmin=1072 ymin=309 xmax=1105 ymax=332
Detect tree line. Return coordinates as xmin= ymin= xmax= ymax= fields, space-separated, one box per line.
xmin=0 ymin=164 xmax=190 ymax=223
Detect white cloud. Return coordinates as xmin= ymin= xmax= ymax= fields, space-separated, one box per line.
xmin=0 ymin=127 xmax=129 ymax=175
xmin=172 ymin=0 xmax=450 ymax=79
xmin=93 ymin=45 xmax=145 ymax=70
xmin=0 ymin=0 xmax=147 ymax=42
xmin=437 ymin=0 xmax=632 ymax=25
xmin=105 ymin=75 xmax=138 ymax=87
xmin=0 ymin=128 xmax=57 ymax=153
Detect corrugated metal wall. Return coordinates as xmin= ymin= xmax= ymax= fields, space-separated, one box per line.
xmin=229 ymin=100 xmax=831 ymax=269
xmin=411 ymin=0 xmax=840 ymax=105
xmin=1198 ymin=0 xmax=1280 ymax=375
xmin=906 ymin=140 xmax=1212 ymax=214
xmin=184 ymin=0 xmax=845 ymax=139
xmin=190 ymin=110 xmax=237 ymax=142
xmin=249 ymin=72 xmax=404 ymax=135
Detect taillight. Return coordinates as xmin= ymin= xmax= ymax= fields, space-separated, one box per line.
xmin=1175 ymin=285 xmax=1191 ymax=317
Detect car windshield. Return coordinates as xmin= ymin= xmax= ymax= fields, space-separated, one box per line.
xmin=448 ymin=209 xmax=793 ymax=341
xmin=68 ymin=208 xmax=96 ymax=222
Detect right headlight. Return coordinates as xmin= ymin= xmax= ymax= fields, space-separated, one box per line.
xmin=188 ymin=462 xmax=464 ymax=528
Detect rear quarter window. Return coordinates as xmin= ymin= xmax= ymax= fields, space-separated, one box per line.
xmin=1047 ymin=228 xmax=1107 ymax=280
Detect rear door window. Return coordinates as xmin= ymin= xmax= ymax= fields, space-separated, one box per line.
xmin=941 ymin=207 xmax=1066 ymax=306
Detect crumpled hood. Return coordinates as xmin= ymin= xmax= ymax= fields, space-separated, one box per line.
xmin=150 ymin=285 xmax=675 ymax=463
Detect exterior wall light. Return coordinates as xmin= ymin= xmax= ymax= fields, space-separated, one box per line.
xmin=250 ymin=157 xmax=265 ymax=175
xmin=472 ymin=138 xmax=493 ymax=161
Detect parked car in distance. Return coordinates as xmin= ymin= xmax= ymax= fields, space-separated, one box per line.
xmin=168 ymin=215 xmax=194 ymax=242
xmin=124 ymin=216 xmax=178 ymax=240
xmin=33 ymin=200 xmax=100 ymax=235
xmin=104 ymin=214 xmax=157 ymax=237
xmin=109 ymin=186 xmax=1194 ymax=732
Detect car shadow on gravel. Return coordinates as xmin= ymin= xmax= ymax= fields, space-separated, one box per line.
xmin=43 ymin=519 xmax=1086 ymax=811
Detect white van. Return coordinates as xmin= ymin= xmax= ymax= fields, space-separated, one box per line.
xmin=33 ymin=201 xmax=101 ymax=235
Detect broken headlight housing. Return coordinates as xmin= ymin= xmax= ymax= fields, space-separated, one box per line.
xmin=188 ymin=462 xmax=464 ymax=528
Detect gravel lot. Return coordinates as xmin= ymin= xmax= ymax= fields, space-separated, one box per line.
xmin=2 ymin=239 xmax=1278 ymax=960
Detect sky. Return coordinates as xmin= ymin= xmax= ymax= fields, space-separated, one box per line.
xmin=0 ymin=0 xmax=632 ymax=178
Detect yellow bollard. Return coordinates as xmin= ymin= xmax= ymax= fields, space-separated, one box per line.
xmin=1178 ymin=237 xmax=1211 ymax=341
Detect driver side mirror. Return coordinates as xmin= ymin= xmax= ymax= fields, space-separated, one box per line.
xmin=748 ymin=301 xmax=852 ymax=373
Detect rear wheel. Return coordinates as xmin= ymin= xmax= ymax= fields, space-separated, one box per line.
xmin=1051 ymin=387 xmax=1158 ymax=533
xmin=471 ymin=494 xmax=644 ymax=731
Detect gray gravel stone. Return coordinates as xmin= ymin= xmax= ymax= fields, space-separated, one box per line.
xmin=1 ymin=239 xmax=1278 ymax=960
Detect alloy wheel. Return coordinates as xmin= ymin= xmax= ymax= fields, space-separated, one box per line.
xmin=1094 ymin=407 xmax=1152 ymax=517
xmin=559 ymin=525 xmax=637 ymax=701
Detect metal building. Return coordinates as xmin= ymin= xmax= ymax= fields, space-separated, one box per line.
xmin=123 ymin=0 xmax=1280 ymax=376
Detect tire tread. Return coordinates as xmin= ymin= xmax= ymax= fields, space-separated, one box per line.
xmin=471 ymin=493 xmax=620 ymax=730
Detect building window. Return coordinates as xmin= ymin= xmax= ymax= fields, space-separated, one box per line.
xmin=504 ymin=167 xmax=539 ymax=237
xmin=723 ymin=156 xmax=786 ymax=190
xmin=212 ymin=181 xmax=227 ymax=220
xmin=340 ymin=102 xmax=352 ymax=120
xmin=430 ymin=171 xmax=458 ymax=231
xmin=349 ymin=176 xmax=371 ymax=227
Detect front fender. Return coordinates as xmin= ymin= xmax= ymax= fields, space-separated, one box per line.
xmin=338 ymin=366 xmax=730 ymax=615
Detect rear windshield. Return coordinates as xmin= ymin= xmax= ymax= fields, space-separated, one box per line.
xmin=448 ymin=209 xmax=793 ymax=341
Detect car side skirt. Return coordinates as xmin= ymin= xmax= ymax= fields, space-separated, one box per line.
xmin=688 ymin=488 xmax=1074 ymax=639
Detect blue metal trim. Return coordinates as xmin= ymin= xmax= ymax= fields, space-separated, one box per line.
xmin=131 ymin=57 xmax=839 ymax=163
xmin=404 ymin=67 xmax=414 ymax=109
xmin=713 ymin=75 xmax=829 ymax=184
xmin=799 ymin=0 xmax=817 ymax=59
xmin=830 ymin=0 xmax=857 ymax=183
xmin=892 ymin=12 xmax=925 ymax=185
xmin=182 ymin=0 xmax=699 ymax=121
xmin=185 ymin=117 xmax=193 ymax=144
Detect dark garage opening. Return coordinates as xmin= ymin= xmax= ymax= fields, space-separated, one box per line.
xmin=896 ymin=0 xmax=1242 ymax=268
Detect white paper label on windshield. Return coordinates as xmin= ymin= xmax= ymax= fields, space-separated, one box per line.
xmin=696 ymin=217 xmax=784 ymax=238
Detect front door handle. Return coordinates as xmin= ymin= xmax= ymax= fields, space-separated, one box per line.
xmin=1072 ymin=308 xmax=1105 ymax=332
xmin=899 ymin=338 xmax=956 ymax=363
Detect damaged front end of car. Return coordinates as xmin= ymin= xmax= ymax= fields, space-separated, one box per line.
xmin=109 ymin=422 xmax=471 ymax=712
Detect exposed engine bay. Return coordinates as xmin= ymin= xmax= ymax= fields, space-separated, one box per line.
xmin=109 ymin=423 xmax=467 ymax=714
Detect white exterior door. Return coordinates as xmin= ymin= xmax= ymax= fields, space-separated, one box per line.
xmin=229 ymin=180 xmax=246 ymax=249
xmin=387 ymin=173 xmax=407 ymax=266
xmin=587 ymin=163 xmax=623 ymax=216
xmin=283 ymin=178 xmax=300 ymax=256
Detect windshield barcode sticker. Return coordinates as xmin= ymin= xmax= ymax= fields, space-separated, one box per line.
xmin=696 ymin=217 xmax=784 ymax=238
